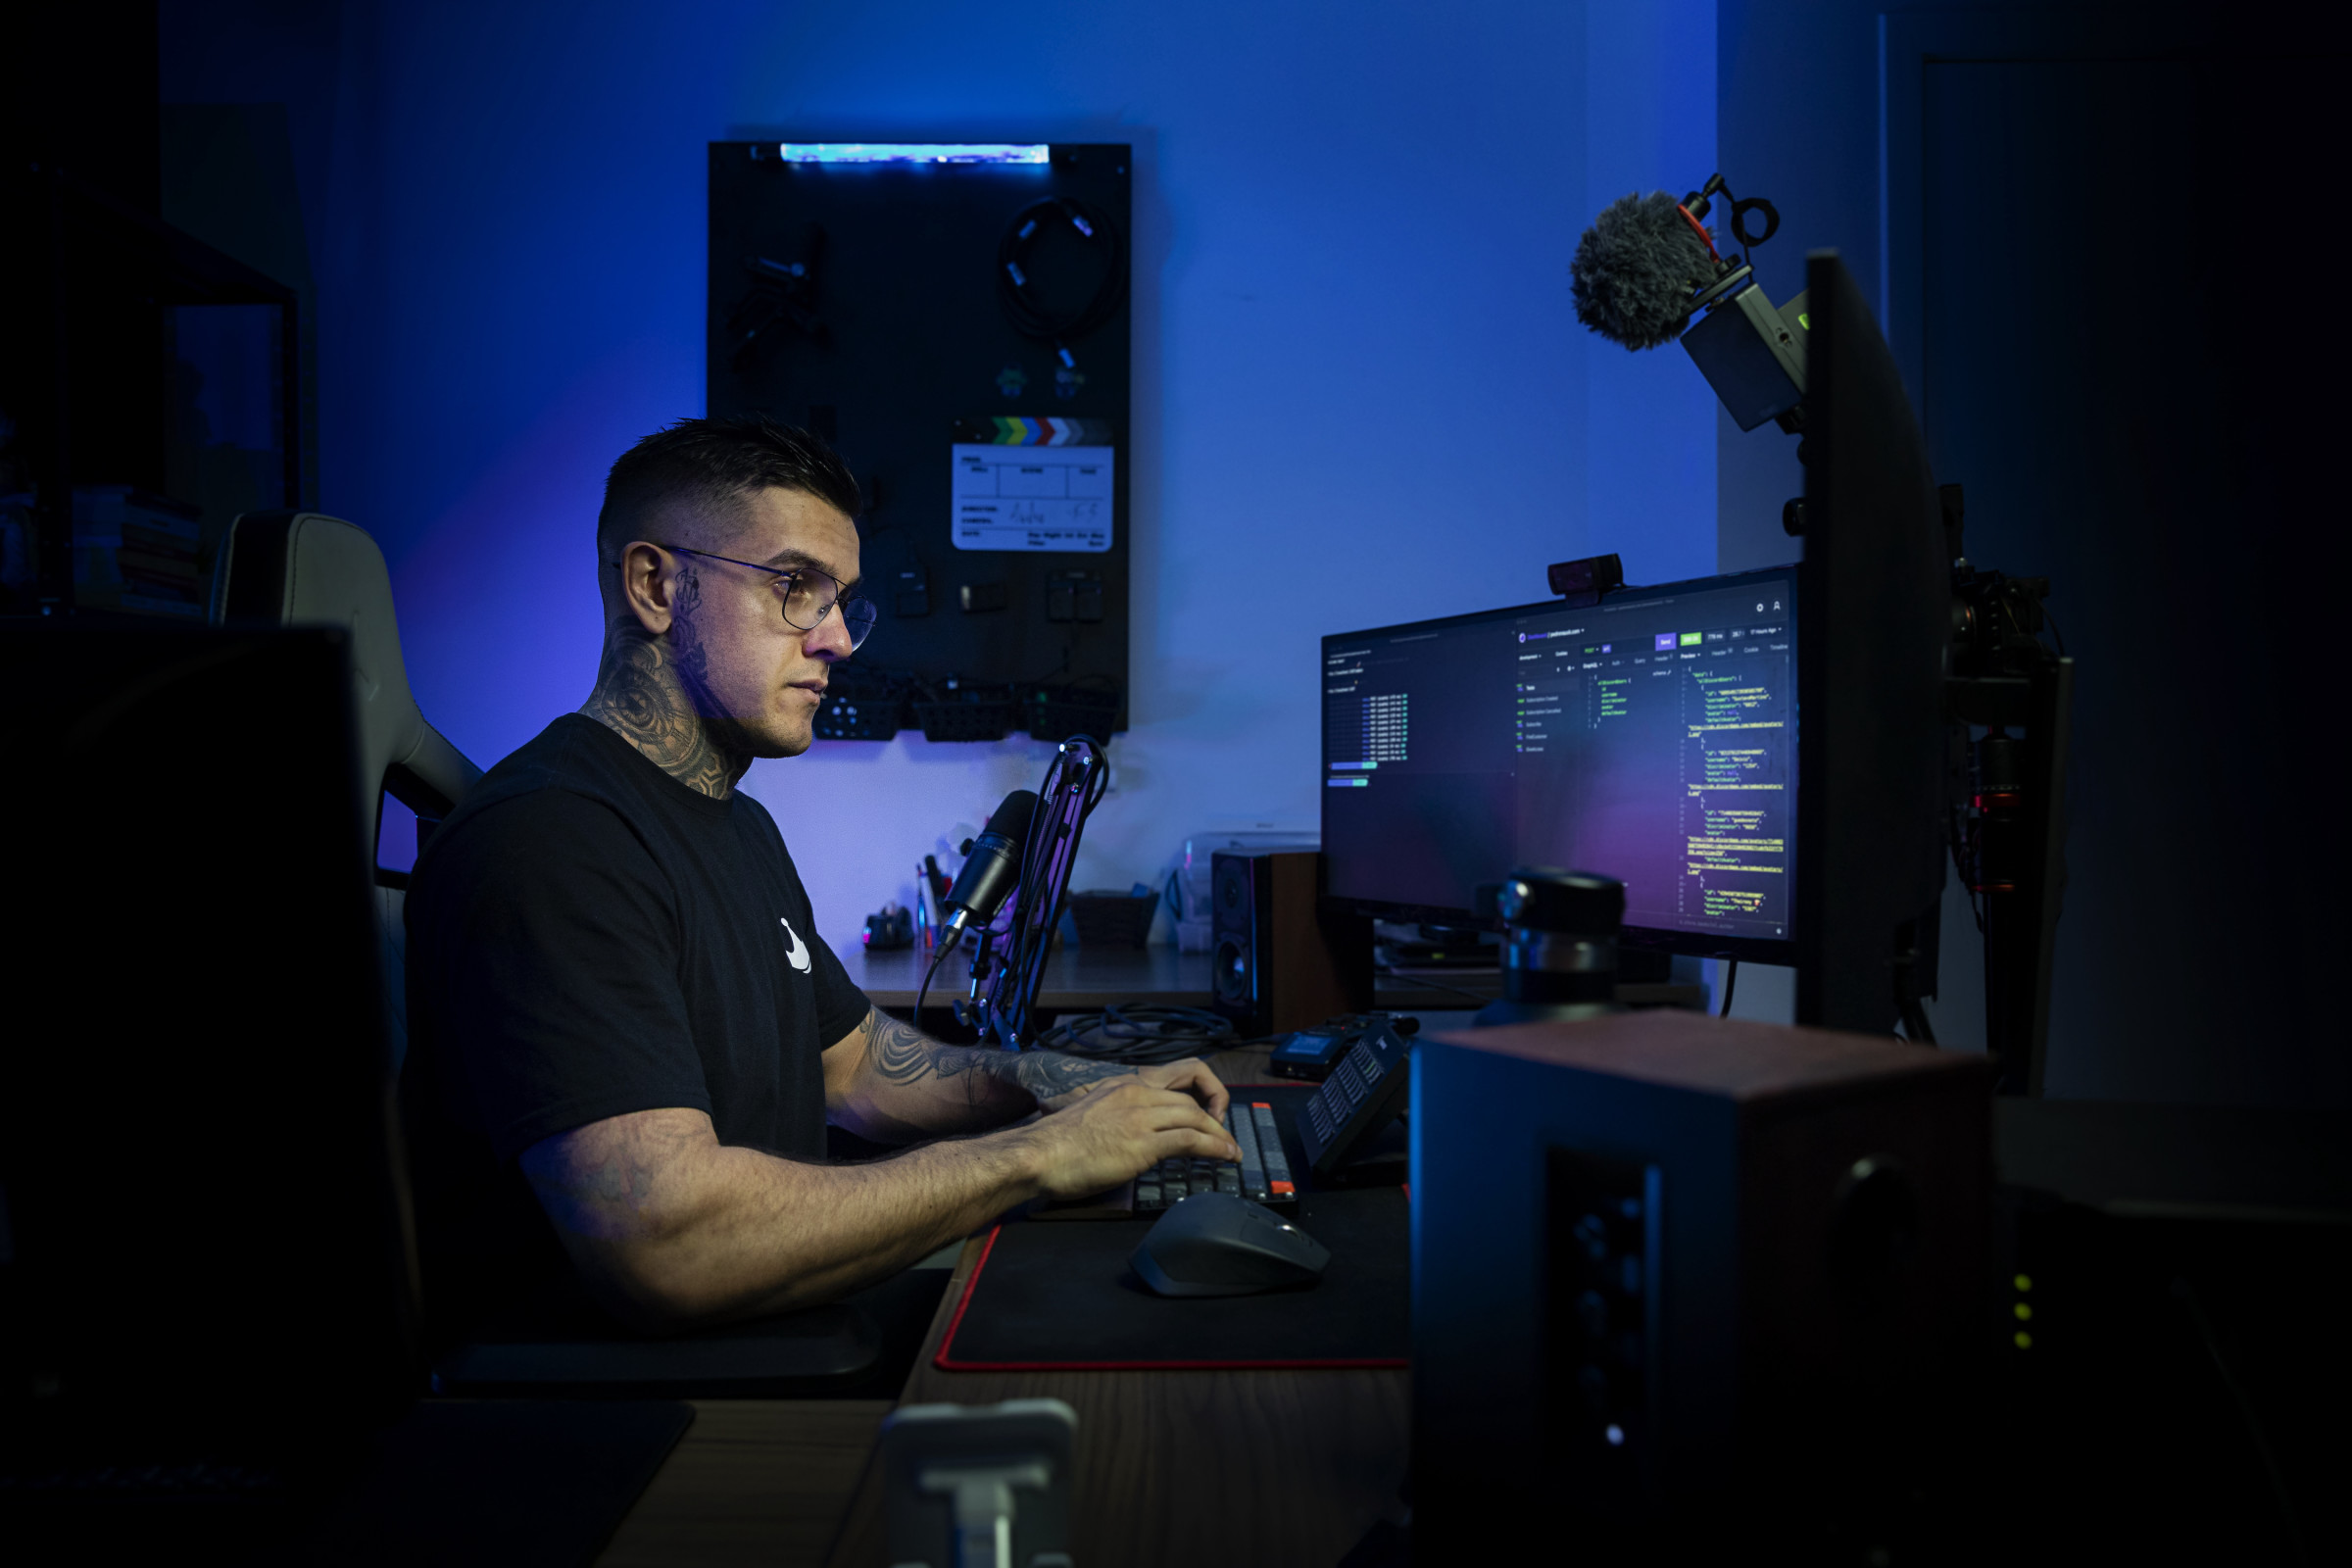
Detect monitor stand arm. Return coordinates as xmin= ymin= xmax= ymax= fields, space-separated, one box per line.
xmin=1947 ymin=659 xmax=2074 ymax=1095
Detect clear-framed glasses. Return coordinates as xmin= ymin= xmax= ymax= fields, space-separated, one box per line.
xmin=656 ymin=544 xmax=878 ymax=651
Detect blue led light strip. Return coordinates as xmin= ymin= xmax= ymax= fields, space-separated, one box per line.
xmin=776 ymin=143 xmax=1050 ymax=165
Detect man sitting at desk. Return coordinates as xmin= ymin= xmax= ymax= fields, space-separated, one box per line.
xmin=402 ymin=416 xmax=1236 ymax=1336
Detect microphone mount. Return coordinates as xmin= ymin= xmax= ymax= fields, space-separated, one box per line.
xmin=1672 ymin=171 xmax=1809 ymax=437
xmin=1680 ymin=172 xmax=1781 ymax=269
xmin=955 ymin=739 xmax=1112 ymax=1050
xmin=1686 ymin=262 xmax=1754 ymax=318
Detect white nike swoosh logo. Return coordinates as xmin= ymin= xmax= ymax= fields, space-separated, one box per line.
xmin=779 ymin=916 xmax=812 ymax=973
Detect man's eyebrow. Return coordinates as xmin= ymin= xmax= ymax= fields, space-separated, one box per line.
xmin=758 ymin=547 xmax=860 ymax=591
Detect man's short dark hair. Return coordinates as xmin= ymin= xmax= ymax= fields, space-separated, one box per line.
xmin=598 ymin=416 xmax=861 ymax=568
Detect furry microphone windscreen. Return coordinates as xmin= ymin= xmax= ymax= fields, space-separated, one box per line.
xmin=1571 ymin=191 xmax=1718 ymax=351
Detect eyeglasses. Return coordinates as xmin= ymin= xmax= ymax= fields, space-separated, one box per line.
xmin=652 ymin=544 xmax=878 ymax=651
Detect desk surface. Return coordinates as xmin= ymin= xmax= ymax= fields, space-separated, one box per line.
xmin=597 ymin=1399 xmax=892 ymax=1568
xmin=852 ymin=942 xmax=1211 ymax=1010
xmin=851 ymin=943 xmax=1698 ymax=1016
xmin=824 ymin=1047 xmax=1409 ymax=1566
xmin=822 ymin=1260 xmax=1410 ymax=1567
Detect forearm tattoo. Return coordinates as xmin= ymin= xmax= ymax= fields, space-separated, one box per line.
xmin=580 ymin=567 xmax=754 ymax=799
xmin=864 ymin=1007 xmax=939 ymax=1084
xmin=996 ymin=1050 xmax=1135 ymax=1102
xmin=859 ymin=1007 xmax=1133 ymax=1105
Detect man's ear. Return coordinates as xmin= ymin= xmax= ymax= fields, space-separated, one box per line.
xmin=613 ymin=541 xmax=679 ymax=636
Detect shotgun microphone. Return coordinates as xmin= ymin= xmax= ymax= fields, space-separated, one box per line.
xmin=1571 ymin=189 xmax=1722 ymax=350
xmin=1571 ymin=173 xmax=1809 ymax=431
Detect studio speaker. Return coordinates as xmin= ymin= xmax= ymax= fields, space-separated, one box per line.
xmin=1208 ymin=850 xmax=1372 ymax=1037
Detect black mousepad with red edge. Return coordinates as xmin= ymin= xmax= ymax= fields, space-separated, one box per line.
xmin=934 ymin=1089 xmax=1408 ymax=1371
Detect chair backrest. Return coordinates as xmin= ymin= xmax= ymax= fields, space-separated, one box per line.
xmin=4 ymin=621 xmax=424 ymax=1435
xmin=214 ymin=512 xmax=483 ymax=1069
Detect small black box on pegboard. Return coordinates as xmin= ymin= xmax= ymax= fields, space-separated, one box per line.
xmin=812 ymin=669 xmax=908 ymax=741
xmin=913 ymin=678 xmax=1018 ymax=743
xmin=1024 ymin=679 xmax=1120 ymax=742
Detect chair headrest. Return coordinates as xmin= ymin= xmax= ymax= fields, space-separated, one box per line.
xmin=216 ymin=512 xmax=481 ymax=816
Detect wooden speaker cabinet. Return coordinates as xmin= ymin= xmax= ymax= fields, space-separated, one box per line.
xmin=1412 ymin=1009 xmax=1994 ymax=1559
xmin=1207 ymin=851 xmax=1371 ymax=1038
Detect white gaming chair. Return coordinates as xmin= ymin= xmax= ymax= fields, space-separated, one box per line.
xmin=211 ymin=512 xmax=483 ymax=1071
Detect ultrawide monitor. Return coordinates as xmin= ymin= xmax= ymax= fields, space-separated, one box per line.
xmin=1321 ymin=564 xmax=1799 ymax=960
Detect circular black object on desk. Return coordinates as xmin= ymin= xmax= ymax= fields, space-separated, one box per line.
xmin=1495 ymin=867 xmax=1625 ymax=934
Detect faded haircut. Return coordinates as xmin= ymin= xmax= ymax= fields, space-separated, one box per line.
xmin=596 ymin=415 xmax=860 ymax=572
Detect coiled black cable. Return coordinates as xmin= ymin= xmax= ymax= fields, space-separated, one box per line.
xmin=1034 ymin=1004 xmax=1240 ymax=1066
xmin=997 ymin=198 xmax=1127 ymax=360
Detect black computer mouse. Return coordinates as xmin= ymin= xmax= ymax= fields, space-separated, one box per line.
xmin=1129 ymin=1192 xmax=1330 ymax=1298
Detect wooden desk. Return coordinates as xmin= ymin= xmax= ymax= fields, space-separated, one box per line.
xmin=597 ymin=1400 xmax=893 ymax=1568
xmin=851 ymin=944 xmax=1212 ymax=1011
xmin=852 ymin=943 xmax=1701 ymax=1018
xmin=602 ymin=1051 xmax=1407 ymax=1568
xmin=818 ymin=1045 xmax=1409 ymax=1567
xmin=1377 ymin=972 xmax=1708 ymax=1013
xmin=820 ymin=1266 xmax=1409 ymax=1566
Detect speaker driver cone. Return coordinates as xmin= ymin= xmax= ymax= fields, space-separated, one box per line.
xmin=1213 ymin=937 xmax=1250 ymax=1004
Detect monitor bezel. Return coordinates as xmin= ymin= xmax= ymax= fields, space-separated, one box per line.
xmin=1318 ymin=564 xmax=1802 ymax=966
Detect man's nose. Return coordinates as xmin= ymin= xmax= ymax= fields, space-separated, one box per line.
xmin=805 ymin=605 xmax=856 ymax=659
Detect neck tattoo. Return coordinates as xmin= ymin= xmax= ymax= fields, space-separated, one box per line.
xmin=581 ymin=612 xmax=752 ymax=801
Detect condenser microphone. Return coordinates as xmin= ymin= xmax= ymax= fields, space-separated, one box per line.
xmin=1570 ymin=188 xmax=1723 ymax=351
xmin=938 ymin=789 xmax=1040 ymax=956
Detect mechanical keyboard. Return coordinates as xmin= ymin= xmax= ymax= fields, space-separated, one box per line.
xmin=1133 ymin=1101 xmax=1298 ymax=1213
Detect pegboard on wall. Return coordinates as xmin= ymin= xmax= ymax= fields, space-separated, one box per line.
xmin=708 ymin=142 xmax=1132 ymax=741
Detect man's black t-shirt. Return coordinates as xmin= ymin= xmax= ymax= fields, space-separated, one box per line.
xmin=401 ymin=713 xmax=871 ymax=1337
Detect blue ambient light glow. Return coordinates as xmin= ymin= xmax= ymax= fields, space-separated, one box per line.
xmin=777 ymin=143 xmax=1050 ymax=165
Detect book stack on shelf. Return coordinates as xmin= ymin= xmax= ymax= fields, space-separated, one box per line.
xmin=73 ymin=487 xmax=206 ymax=618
